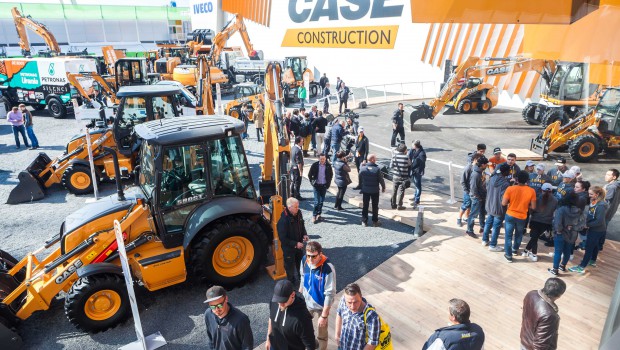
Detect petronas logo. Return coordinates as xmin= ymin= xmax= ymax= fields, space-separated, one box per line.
xmin=48 ymin=63 xmax=55 ymax=76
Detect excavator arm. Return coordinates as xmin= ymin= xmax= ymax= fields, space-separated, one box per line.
xmin=195 ymin=55 xmax=215 ymax=115
xmin=11 ymin=7 xmax=61 ymax=57
xmin=67 ymin=72 xmax=117 ymax=104
xmin=210 ymin=14 xmax=256 ymax=67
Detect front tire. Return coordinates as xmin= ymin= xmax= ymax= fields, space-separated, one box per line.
xmin=522 ymin=104 xmax=538 ymax=125
xmin=569 ymin=135 xmax=600 ymax=163
xmin=310 ymin=84 xmax=319 ymax=98
xmin=229 ymin=107 xmax=241 ymax=120
xmin=542 ymin=109 xmax=567 ymax=128
xmin=62 ymin=165 xmax=94 ymax=195
xmin=457 ymin=99 xmax=473 ymax=114
xmin=47 ymin=97 xmax=67 ymax=119
xmin=190 ymin=217 xmax=267 ymax=287
xmin=478 ymin=100 xmax=492 ymax=113
xmin=64 ymin=274 xmax=130 ymax=333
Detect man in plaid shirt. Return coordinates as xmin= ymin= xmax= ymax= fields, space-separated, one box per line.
xmin=335 ymin=283 xmax=380 ymax=350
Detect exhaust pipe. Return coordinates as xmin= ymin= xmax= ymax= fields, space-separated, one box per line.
xmin=102 ymin=147 xmax=125 ymax=201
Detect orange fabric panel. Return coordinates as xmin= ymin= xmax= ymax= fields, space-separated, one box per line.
xmin=489 ymin=24 xmax=506 ymax=59
xmin=514 ymin=70 xmax=529 ymax=95
xmin=421 ymin=23 xmax=435 ymax=63
xmin=448 ymin=23 xmax=463 ymax=62
xmin=436 ymin=23 xmax=454 ymax=67
xmin=429 ymin=24 xmax=444 ymax=66
xmin=222 ymin=0 xmax=271 ymax=26
xmin=456 ymin=23 xmax=473 ymax=64
xmin=479 ymin=24 xmax=497 ymax=58
xmin=525 ymin=74 xmax=540 ymax=99
xmin=468 ymin=24 xmax=484 ymax=60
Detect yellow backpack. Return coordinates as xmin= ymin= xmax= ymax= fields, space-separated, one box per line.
xmin=364 ymin=306 xmax=393 ymax=350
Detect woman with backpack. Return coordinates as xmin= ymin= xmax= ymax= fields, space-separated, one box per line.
xmin=523 ymin=183 xmax=558 ymax=262
xmin=548 ymin=192 xmax=586 ymax=276
xmin=569 ymin=186 xmax=609 ymax=273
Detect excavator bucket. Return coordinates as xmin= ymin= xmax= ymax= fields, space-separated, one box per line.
xmin=406 ymin=103 xmax=435 ymax=131
xmin=6 ymin=171 xmax=45 ymax=204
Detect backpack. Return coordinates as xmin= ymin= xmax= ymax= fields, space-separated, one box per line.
xmin=364 ymin=306 xmax=393 ymax=350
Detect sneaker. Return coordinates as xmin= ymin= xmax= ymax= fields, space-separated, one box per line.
xmin=391 ymin=205 xmax=397 ymax=209
xmin=361 ymin=222 xmax=368 ymax=227
xmin=465 ymin=231 xmax=478 ymax=239
xmin=588 ymin=261 xmax=597 ymax=267
xmin=488 ymin=246 xmax=503 ymax=252
xmin=457 ymin=218 xmax=463 ymax=227
xmin=512 ymin=249 xmax=519 ymax=256
xmin=478 ymin=228 xmax=484 ymax=234
xmin=558 ymin=265 xmax=567 ymax=272
xmin=373 ymin=221 xmax=382 ymax=227
xmin=411 ymin=203 xmax=418 ymax=209
xmin=569 ymin=254 xmax=574 ymax=261
xmin=568 ymin=266 xmax=585 ymax=274
xmin=481 ymin=240 xmax=489 ymax=247
xmin=521 ymin=250 xmax=530 ymax=257
xmin=504 ymin=254 xmax=513 ymax=263
xmin=312 ymin=216 xmax=317 ymax=224
xmin=548 ymin=268 xmax=558 ymax=276
xmin=528 ymin=253 xmax=538 ymax=262
xmin=397 ymin=206 xmax=406 ymax=210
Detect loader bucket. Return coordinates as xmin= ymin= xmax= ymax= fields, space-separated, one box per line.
xmin=405 ymin=103 xmax=434 ymax=131
xmin=6 ymin=171 xmax=45 ymax=204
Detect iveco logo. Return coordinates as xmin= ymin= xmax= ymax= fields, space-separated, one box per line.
xmin=48 ymin=63 xmax=55 ymax=76
xmin=288 ymin=0 xmax=404 ymax=23
xmin=193 ymin=1 xmax=213 ymax=14
xmin=486 ymin=66 xmax=512 ymax=75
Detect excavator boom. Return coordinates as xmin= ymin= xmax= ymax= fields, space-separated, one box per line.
xmin=210 ymin=13 xmax=257 ymax=66
xmin=195 ymin=54 xmax=215 ymax=115
xmin=11 ymin=7 xmax=61 ymax=56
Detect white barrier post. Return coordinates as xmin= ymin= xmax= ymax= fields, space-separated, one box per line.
xmin=413 ymin=205 xmax=424 ymax=239
xmin=84 ymin=129 xmax=99 ymax=200
xmin=400 ymin=82 xmax=404 ymax=101
xmin=383 ymin=84 xmax=387 ymax=103
xmin=447 ymin=161 xmax=457 ymax=204
xmin=364 ymin=86 xmax=369 ymax=102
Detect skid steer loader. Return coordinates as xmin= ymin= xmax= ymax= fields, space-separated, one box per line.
xmin=530 ymin=87 xmax=620 ymax=162
xmin=6 ymin=85 xmax=191 ymax=204
xmin=0 ymin=115 xmax=271 ymax=343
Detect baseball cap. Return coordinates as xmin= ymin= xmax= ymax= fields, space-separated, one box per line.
xmin=497 ymin=163 xmax=511 ymax=174
xmin=204 ymin=285 xmax=227 ymax=303
xmin=570 ymin=165 xmax=581 ymax=174
xmin=554 ymin=157 xmax=567 ymax=165
xmin=541 ymin=183 xmax=553 ymax=191
xmin=358 ymin=126 xmax=364 ymax=132
xmin=272 ymin=280 xmax=295 ymax=303
xmin=535 ymin=163 xmax=546 ymax=171
xmin=562 ymin=170 xmax=576 ymax=179
xmin=493 ymin=147 xmax=502 ymax=154
xmin=525 ymin=160 xmax=535 ymax=167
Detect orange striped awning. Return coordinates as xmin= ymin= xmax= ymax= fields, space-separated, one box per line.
xmin=222 ymin=0 xmax=272 ymax=27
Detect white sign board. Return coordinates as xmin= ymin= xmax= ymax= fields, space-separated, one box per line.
xmin=189 ymin=0 xmax=220 ymax=32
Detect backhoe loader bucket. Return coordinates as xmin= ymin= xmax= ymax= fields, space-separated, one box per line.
xmin=406 ymin=103 xmax=434 ymax=131
xmin=6 ymin=171 xmax=45 ymax=204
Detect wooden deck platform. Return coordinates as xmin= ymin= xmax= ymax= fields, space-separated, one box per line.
xmin=256 ymin=158 xmax=618 ymax=349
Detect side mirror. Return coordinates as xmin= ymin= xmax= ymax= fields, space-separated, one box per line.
xmin=134 ymin=165 xmax=141 ymax=186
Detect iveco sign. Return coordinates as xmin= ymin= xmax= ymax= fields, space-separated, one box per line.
xmin=189 ymin=0 xmax=220 ymax=32
xmin=288 ymin=0 xmax=404 ymax=23
xmin=193 ymin=1 xmax=213 ymax=14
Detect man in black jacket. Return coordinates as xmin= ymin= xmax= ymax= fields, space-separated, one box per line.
xmin=267 ymin=280 xmax=316 ymax=350
xmin=277 ymin=197 xmax=309 ymax=286
xmin=308 ymin=154 xmax=333 ymax=224
xmin=408 ymin=139 xmax=427 ymax=208
xmin=359 ymin=154 xmax=386 ymax=227
xmin=290 ymin=136 xmax=305 ymax=200
xmin=391 ymin=103 xmax=405 ymax=147
xmin=352 ymin=127 xmax=369 ymax=190
xmin=204 ymin=285 xmax=253 ymax=350
xmin=423 ymin=299 xmax=485 ymax=350
xmin=466 ymin=156 xmax=489 ymax=238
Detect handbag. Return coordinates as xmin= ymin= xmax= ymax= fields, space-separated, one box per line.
xmin=344 ymin=172 xmax=352 ymax=185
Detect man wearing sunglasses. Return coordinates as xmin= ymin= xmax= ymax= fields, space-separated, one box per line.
xmin=299 ymin=241 xmax=336 ymax=350
xmin=204 ymin=285 xmax=253 ymax=350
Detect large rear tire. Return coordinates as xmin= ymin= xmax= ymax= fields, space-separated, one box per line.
xmin=522 ymin=104 xmax=538 ymax=125
xmin=62 ymin=165 xmax=94 ymax=195
xmin=310 ymin=84 xmax=319 ymax=98
xmin=65 ymin=274 xmax=130 ymax=333
xmin=229 ymin=107 xmax=241 ymax=120
xmin=569 ymin=135 xmax=600 ymax=163
xmin=190 ymin=217 xmax=267 ymax=287
xmin=457 ymin=99 xmax=473 ymax=114
xmin=478 ymin=100 xmax=492 ymax=113
xmin=542 ymin=109 xmax=568 ymax=128
xmin=47 ymin=97 xmax=67 ymax=119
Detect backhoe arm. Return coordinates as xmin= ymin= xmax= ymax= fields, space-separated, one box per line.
xmin=11 ymin=7 xmax=60 ymax=56
xmin=195 ymin=55 xmax=215 ymax=115
xmin=210 ymin=14 xmax=256 ymax=66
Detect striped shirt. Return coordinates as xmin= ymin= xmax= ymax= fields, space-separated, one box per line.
xmin=337 ymin=296 xmax=380 ymax=350
xmin=391 ymin=152 xmax=411 ymax=181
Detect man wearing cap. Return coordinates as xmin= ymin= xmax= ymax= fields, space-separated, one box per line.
xmin=555 ymin=170 xmax=576 ymax=207
xmin=547 ymin=158 xmax=569 ymax=187
xmin=524 ymin=160 xmax=536 ymax=174
xmin=204 ymin=286 xmax=253 ymax=350
xmin=488 ymin=147 xmax=506 ymax=173
xmin=408 ymin=139 xmax=427 ymax=208
xmin=352 ymin=126 xmax=369 ymax=190
xmin=500 ymin=153 xmax=521 ymax=185
xmin=502 ymin=171 xmax=537 ymax=262
xmin=569 ymin=166 xmax=583 ymax=181
xmin=267 ymin=280 xmax=316 ymax=350
xmin=391 ymin=102 xmax=405 ymax=147
xmin=482 ymin=163 xmax=511 ymax=250
xmin=529 ymin=164 xmax=552 ymax=195
xmin=299 ymin=241 xmax=336 ymax=350
xmin=278 ymin=197 xmax=310 ymax=286
xmin=466 ymin=156 xmax=489 ymax=238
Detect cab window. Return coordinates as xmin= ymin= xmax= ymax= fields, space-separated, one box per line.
xmin=208 ymin=137 xmax=254 ymax=199
xmin=119 ymin=97 xmax=147 ymax=128
xmin=152 ymin=96 xmax=176 ymax=119
xmin=159 ymin=144 xmax=206 ymax=210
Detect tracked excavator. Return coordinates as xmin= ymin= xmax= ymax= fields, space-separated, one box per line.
xmin=407 ymin=56 xmax=556 ymax=129
xmin=11 ymin=6 xmax=60 ymax=57
xmin=530 ymin=87 xmax=620 ymax=163
xmin=0 ymin=62 xmax=290 ymax=345
xmin=6 ymin=56 xmax=214 ymax=204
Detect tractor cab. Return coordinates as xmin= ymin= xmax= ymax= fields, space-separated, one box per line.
xmin=596 ymin=88 xmax=620 ymax=136
xmin=284 ymin=56 xmax=308 ymax=82
xmin=114 ymin=58 xmax=149 ymax=87
xmin=233 ymin=82 xmax=263 ymax=99
xmin=545 ymin=63 xmax=600 ymax=101
xmin=136 ymin=115 xmax=256 ymax=248
xmin=113 ymin=85 xmax=184 ymax=156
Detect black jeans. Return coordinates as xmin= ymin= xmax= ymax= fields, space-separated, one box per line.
xmin=335 ymin=186 xmax=347 ymax=208
xmin=391 ymin=180 xmax=406 ymax=208
xmin=339 ymin=99 xmax=348 ymax=114
xmin=391 ymin=127 xmax=405 ymax=147
xmin=284 ymin=250 xmax=303 ymax=287
xmin=525 ymin=221 xmax=551 ymax=255
xmin=362 ymin=192 xmax=380 ymax=223
xmin=290 ymin=169 xmax=302 ymax=199
xmin=12 ymin=125 xmax=29 ymax=148
xmin=256 ymin=127 xmax=263 ymax=141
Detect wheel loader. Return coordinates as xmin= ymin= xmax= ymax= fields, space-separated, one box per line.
xmin=530 ymin=87 xmax=620 ymax=162
xmin=0 ymin=115 xmax=272 ymax=345
xmin=224 ymin=82 xmax=264 ymax=121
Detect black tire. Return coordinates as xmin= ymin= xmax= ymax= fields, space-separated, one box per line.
xmin=65 ymin=274 xmax=130 ymax=333
xmin=541 ymin=109 xmax=567 ymax=128
xmin=569 ymin=135 xmax=600 ymax=163
xmin=32 ymin=104 xmax=46 ymax=111
xmin=190 ymin=217 xmax=268 ymax=287
xmin=47 ymin=97 xmax=67 ymax=119
xmin=229 ymin=107 xmax=241 ymax=120
xmin=310 ymin=84 xmax=319 ymax=98
xmin=522 ymin=104 xmax=538 ymax=125
xmin=457 ymin=99 xmax=473 ymax=114
xmin=478 ymin=99 xmax=492 ymax=113
xmin=62 ymin=165 xmax=94 ymax=195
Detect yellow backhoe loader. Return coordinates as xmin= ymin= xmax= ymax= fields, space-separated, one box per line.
xmin=224 ymin=82 xmax=264 ymax=121
xmin=408 ymin=56 xmax=555 ymax=129
xmin=0 ymin=62 xmax=291 ymax=345
xmin=530 ymin=87 xmax=620 ymax=162
xmin=282 ymin=56 xmax=320 ymax=105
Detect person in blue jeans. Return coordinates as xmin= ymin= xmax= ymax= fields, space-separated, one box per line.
xmin=307 ymin=154 xmax=333 ymax=224
xmin=408 ymin=140 xmax=427 ymax=208
xmin=483 ymin=164 xmax=510 ymax=251
xmin=501 ymin=171 xmax=536 ymax=262
xmin=458 ymin=154 xmax=482 ymax=227
xmin=20 ymin=104 xmax=39 ymax=149
xmin=466 ymin=156 xmax=488 ymax=238
xmin=6 ymin=106 xmax=29 ymax=149
xmin=549 ymin=193 xmax=586 ymax=275
xmin=569 ymin=186 xmax=609 ymax=273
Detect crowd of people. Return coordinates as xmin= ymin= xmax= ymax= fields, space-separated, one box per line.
xmin=5 ymin=104 xmax=40 ymax=150
xmin=458 ymin=143 xmax=620 ymax=276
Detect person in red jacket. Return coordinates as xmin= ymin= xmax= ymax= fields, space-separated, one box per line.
xmin=520 ymin=278 xmax=566 ymax=350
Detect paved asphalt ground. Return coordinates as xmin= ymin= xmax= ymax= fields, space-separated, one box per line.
xmin=0 ymin=98 xmax=617 ymax=349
